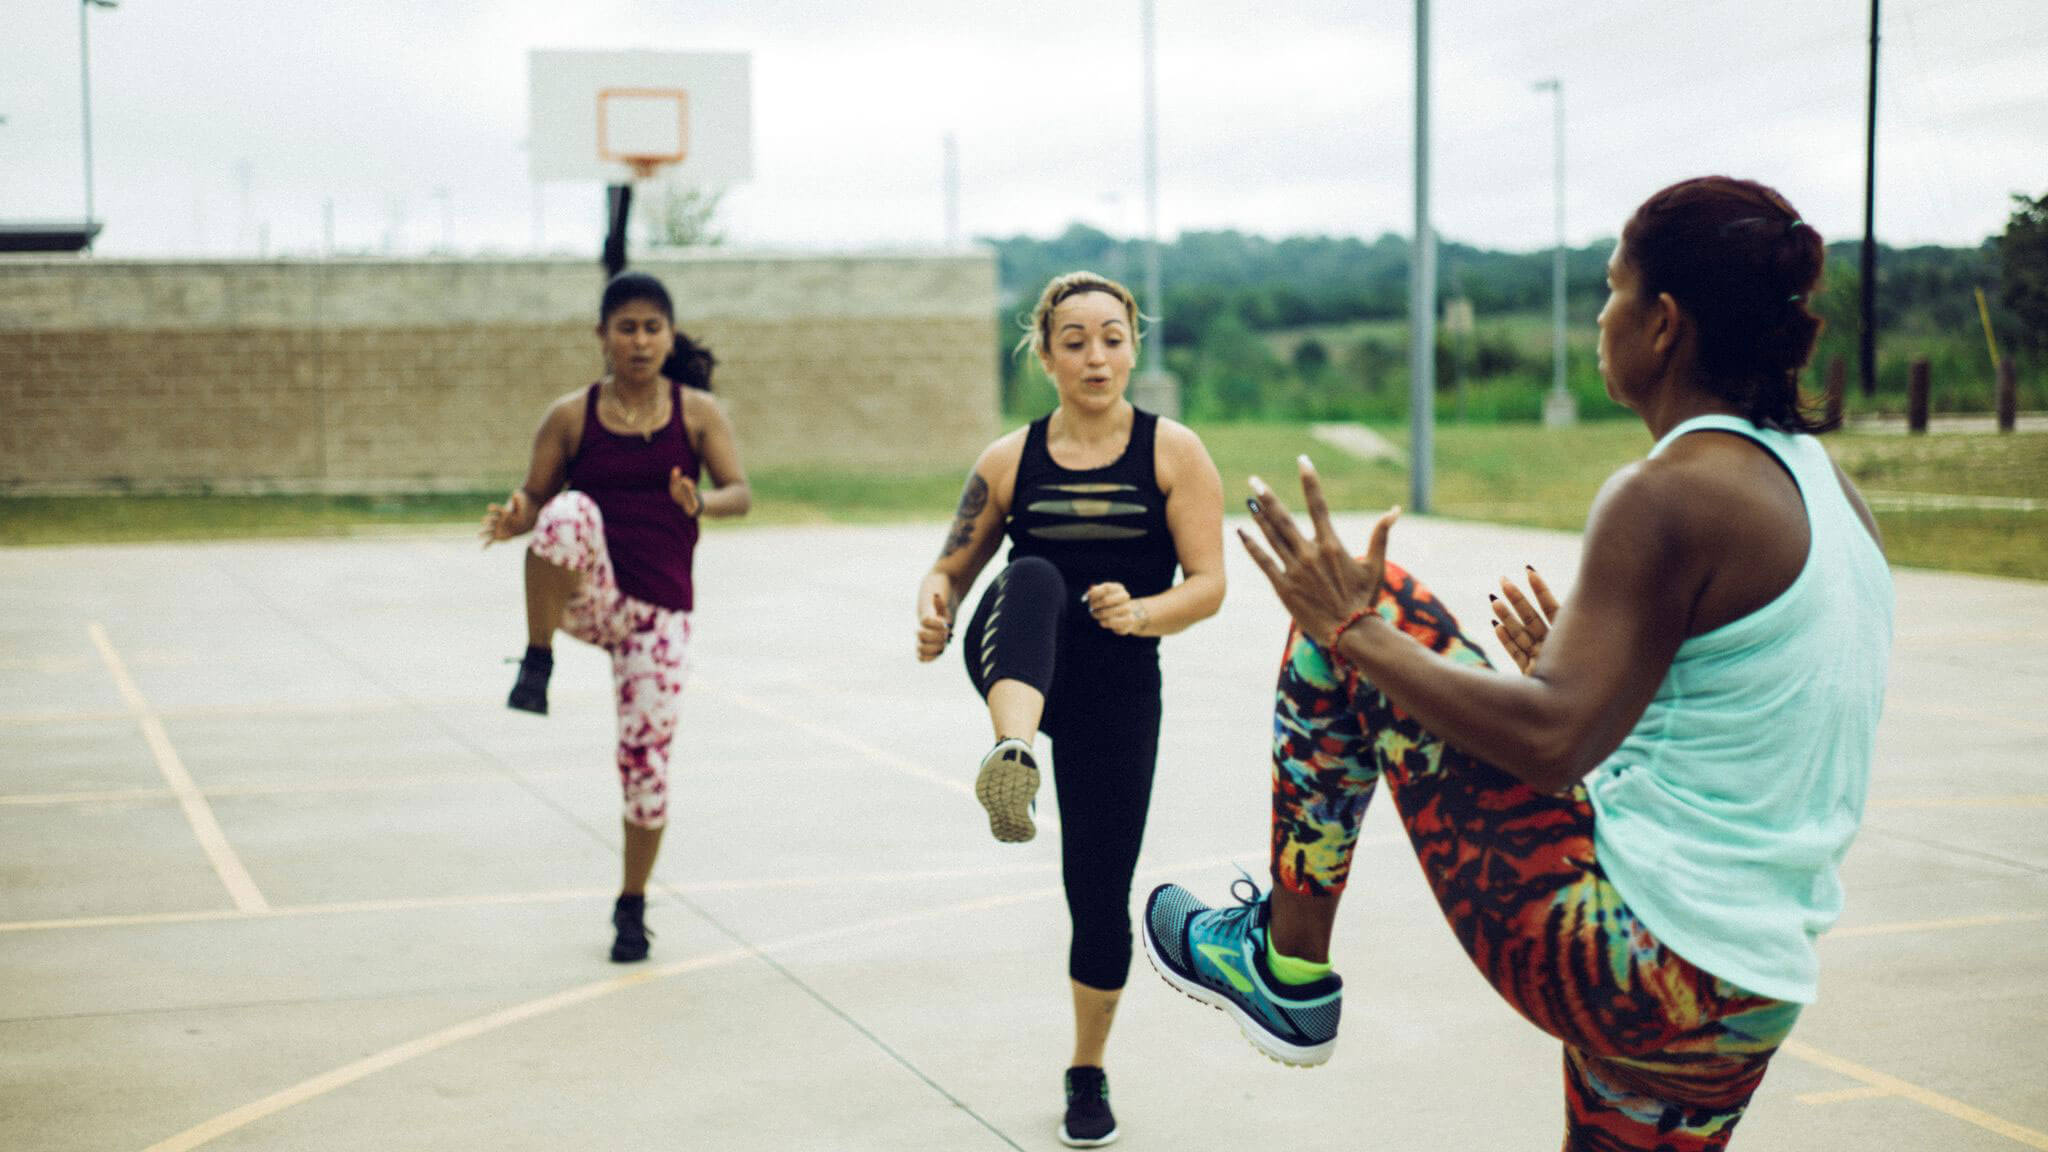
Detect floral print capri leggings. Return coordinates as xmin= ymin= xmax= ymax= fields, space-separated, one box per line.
xmin=1272 ymin=562 xmax=1801 ymax=1152
xmin=529 ymin=492 xmax=691 ymax=829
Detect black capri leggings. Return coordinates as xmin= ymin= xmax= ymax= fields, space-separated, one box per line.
xmin=964 ymin=556 xmax=1163 ymax=990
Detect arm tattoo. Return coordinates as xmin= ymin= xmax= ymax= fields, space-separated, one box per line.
xmin=940 ymin=473 xmax=990 ymax=559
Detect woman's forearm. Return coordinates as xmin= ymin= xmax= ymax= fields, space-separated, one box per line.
xmin=700 ymin=482 xmax=751 ymax=519
xmin=1134 ymin=571 xmax=1225 ymax=637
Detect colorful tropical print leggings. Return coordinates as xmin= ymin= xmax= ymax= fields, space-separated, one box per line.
xmin=530 ymin=492 xmax=692 ymax=829
xmin=1271 ymin=562 xmax=1801 ymax=1152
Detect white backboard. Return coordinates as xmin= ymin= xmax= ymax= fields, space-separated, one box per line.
xmin=529 ymin=50 xmax=752 ymax=185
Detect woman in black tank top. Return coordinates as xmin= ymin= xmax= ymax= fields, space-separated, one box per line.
xmin=913 ymin=272 xmax=1226 ymax=1148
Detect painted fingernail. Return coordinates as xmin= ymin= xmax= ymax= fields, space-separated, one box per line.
xmin=1488 ymin=593 xmax=1500 ymax=602
xmin=1297 ymin=454 xmax=1313 ymax=469
xmin=1490 ymin=619 xmax=1499 ymax=628
xmin=1245 ymin=498 xmax=1261 ymax=515
xmin=1248 ymin=475 xmax=1271 ymax=496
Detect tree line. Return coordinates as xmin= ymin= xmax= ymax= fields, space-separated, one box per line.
xmin=985 ymin=200 xmax=2046 ymax=422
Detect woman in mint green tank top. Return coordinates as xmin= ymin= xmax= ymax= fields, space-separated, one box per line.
xmin=1140 ymin=176 xmax=1892 ymax=1151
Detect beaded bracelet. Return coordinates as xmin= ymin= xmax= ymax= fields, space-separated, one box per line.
xmin=1327 ymin=606 xmax=1373 ymax=653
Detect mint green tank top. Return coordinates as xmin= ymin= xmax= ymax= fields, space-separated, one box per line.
xmin=1586 ymin=415 xmax=1893 ymax=1003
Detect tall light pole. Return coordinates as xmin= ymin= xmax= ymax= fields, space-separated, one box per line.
xmin=942 ymin=131 xmax=961 ymax=247
xmin=1140 ymin=0 xmax=1164 ymax=382
xmin=1534 ymin=78 xmax=1576 ymax=427
xmin=79 ymin=0 xmax=118 ymax=252
xmin=1859 ymin=0 xmax=1880 ymax=397
xmin=1408 ymin=0 xmax=1434 ymax=515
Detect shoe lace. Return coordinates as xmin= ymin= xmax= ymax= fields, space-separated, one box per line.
xmin=1205 ymin=868 xmax=1267 ymax=936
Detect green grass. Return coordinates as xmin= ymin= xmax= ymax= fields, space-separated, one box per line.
xmin=5 ymin=423 xmax=2044 ymax=581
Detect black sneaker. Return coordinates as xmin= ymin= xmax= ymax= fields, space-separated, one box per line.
xmin=1059 ymin=1065 xmax=1117 ymax=1147
xmin=610 ymin=894 xmax=652 ymax=963
xmin=506 ymin=647 xmax=553 ymax=715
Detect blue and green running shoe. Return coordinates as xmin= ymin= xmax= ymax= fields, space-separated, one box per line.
xmin=1141 ymin=878 xmax=1342 ymax=1067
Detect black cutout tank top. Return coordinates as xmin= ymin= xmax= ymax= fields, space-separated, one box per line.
xmin=1004 ymin=407 xmax=1179 ymax=618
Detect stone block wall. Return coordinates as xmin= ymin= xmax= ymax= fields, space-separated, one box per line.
xmin=0 ymin=251 xmax=999 ymax=493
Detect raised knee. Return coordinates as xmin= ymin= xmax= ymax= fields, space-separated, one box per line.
xmin=534 ymin=490 xmax=600 ymax=535
xmin=1001 ymin=555 xmax=1067 ymax=602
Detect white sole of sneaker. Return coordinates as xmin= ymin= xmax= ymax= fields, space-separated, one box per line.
xmin=1140 ymin=921 xmax=1335 ymax=1068
xmin=1058 ymin=1123 xmax=1119 ymax=1148
xmin=975 ymin=739 xmax=1038 ymax=843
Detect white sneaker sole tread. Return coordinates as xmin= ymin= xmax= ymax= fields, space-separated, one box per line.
xmin=975 ymin=740 xmax=1039 ymax=843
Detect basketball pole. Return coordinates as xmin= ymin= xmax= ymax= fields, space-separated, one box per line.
xmin=1408 ymin=0 xmax=1435 ymax=515
xmin=603 ymin=183 xmax=631 ymax=278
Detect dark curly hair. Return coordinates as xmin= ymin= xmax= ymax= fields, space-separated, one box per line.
xmin=599 ymin=270 xmax=717 ymax=392
xmin=1621 ymin=176 xmax=1833 ymax=432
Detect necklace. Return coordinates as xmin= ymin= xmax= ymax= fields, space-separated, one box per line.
xmin=602 ymin=378 xmax=663 ymax=441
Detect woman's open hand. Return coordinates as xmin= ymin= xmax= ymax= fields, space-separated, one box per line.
xmin=1239 ymin=456 xmax=1398 ymax=649
xmin=480 ymin=489 xmax=532 ymax=548
xmin=1491 ymin=567 xmax=1560 ymax=674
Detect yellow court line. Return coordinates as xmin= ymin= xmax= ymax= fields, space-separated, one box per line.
xmin=0 ymin=771 xmax=588 ymax=810
xmin=87 ymin=623 xmax=268 ymax=914
xmin=695 ymin=679 xmax=1071 ymax=832
xmin=1828 ymin=911 xmax=2048 ymax=939
xmin=0 ymin=851 xmax=1235 ymax=935
xmin=1866 ymin=794 xmax=2048 ymax=809
xmin=0 ymin=787 xmax=173 ymax=807
xmin=1883 ymin=700 xmax=2048 ymax=738
xmin=1798 ymin=1084 xmax=1897 ymax=1106
xmin=1781 ymin=1040 xmax=2048 ymax=1149
xmin=138 ymin=851 xmax=1252 ymax=1152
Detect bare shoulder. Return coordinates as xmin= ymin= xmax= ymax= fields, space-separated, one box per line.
xmin=540 ymin=387 xmax=589 ymax=439
xmin=975 ymin=426 xmax=1030 ymax=478
xmin=545 ymin=386 xmax=588 ymax=419
xmin=1149 ymin=416 xmax=1217 ymax=491
xmin=1584 ymin=457 xmax=1693 ymax=548
xmin=1152 ymin=416 xmax=1212 ymax=461
xmin=681 ymin=386 xmax=729 ymax=424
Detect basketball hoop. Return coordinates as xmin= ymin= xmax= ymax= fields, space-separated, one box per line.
xmin=597 ymin=88 xmax=689 ymax=182
xmin=620 ymin=156 xmax=673 ymax=182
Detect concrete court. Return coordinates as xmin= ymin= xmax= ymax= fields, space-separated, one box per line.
xmin=0 ymin=514 xmax=2044 ymax=1152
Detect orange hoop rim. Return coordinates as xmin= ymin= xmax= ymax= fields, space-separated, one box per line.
xmin=597 ymin=87 xmax=690 ymax=181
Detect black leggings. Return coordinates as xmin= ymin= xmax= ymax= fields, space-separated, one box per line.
xmin=964 ymin=556 xmax=1163 ymax=990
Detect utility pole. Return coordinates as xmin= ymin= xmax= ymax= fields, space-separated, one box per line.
xmin=942 ymin=132 xmax=961 ymax=247
xmin=1408 ymin=0 xmax=1434 ymax=515
xmin=1860 ymin=0 xmax=1880 ymax=397
xmin=1534 ymin=78 xmax=1575 ymax=427
xmin=79 ymin=0 xmax=119 ymax=252
xmin=1141 ymin=0 xmax=1164 ymax=381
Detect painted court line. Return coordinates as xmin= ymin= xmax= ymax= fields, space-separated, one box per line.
xmin=1798 ymin=1084 xmax=1897 ymax=1106
xmin=0 ymin=772 xmax=575 ymax=809
xmin=137 ymin=852 xmax=1253 ymax=1152
xmin=1865 ymin=793 xmax=2048 ymax=809
xmin=87 ymin=623 xmax=268 ymax=914
xmin=1828 ymin=910 xmax=2048 ymax=939
xmin=0 ymin=853 xmax=1199 ymax=935
xmin=1781 ymin=1040 xmax=2048 ymax=1149
xmin=696 ymin=678 xmax=1070 ymax=832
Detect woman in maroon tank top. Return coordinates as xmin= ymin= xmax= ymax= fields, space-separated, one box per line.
xmin=480 ymin=271 xmax=751 ymax=963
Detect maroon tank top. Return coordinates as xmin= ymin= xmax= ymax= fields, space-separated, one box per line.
xmin=564 ymin=381 xmax=701 ymax=612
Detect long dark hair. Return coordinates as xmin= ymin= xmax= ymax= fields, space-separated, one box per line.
xmin=599 ymin=270 xmax=717 ymax=392
xmin=1621 ymin=176 xmax=1832 ymax=432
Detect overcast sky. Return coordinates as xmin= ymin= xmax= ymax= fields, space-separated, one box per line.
xmin=2 ymin=0 xmax=2041 ymax=259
